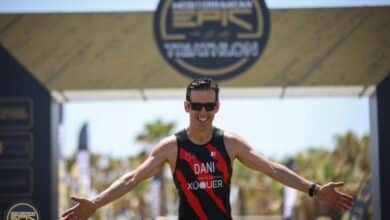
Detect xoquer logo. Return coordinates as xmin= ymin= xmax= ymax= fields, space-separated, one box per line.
xmin=6 ymin=203 xmax=39 ymax=220
xmin=154 ymin=0 xmax=270 ymax=81
xmin=188 ymin=179 xmax=224 ymax=190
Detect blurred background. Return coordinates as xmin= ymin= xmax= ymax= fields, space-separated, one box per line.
xmin=58 ymin=97 xmax=372 ymax=220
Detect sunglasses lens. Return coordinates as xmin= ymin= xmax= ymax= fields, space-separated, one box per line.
xmin=205 ymin=103 xmax=216 ymax=111
xmin=190 ymin=103 xmax=203 ymax=111
xmin=190 ymin=102 xmax=216 ymax=111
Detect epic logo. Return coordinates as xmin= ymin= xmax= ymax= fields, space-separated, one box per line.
xmin=6 ymin=203 xmax=39 ymax=220
xmin=154 ymin=0 xmax=270 ymax=81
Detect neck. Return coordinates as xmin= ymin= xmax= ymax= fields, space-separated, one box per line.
xmin=186 ymin=126 xmax=214 ymax=145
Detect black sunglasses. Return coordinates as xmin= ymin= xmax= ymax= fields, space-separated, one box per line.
xmin=189 ymin=102 xmax=217 ymax=111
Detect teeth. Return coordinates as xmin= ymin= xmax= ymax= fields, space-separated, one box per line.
xmin=198 ymin=116 xmax=208 ymax=122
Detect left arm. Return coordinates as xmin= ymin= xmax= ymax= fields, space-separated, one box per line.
xmin=225 ymin=132 xmax=354 ymax=210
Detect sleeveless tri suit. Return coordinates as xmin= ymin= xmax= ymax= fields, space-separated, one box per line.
xmin=173 ymin=127 xmax=233 ymax=220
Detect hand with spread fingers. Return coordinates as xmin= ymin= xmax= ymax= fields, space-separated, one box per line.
xmin=61 ymin=196 xmax=97 ymax=220
xmin=315 ymin=182 xmax=354 ymax=210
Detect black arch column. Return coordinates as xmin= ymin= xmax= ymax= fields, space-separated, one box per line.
xmin=0 ymin=45 xmax=59 ymax=219
xmin=370 ymin=75 xmax=390 ymax=220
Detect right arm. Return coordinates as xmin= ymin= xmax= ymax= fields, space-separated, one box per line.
xmin=61 ymin=136 xmax=174 ymax=220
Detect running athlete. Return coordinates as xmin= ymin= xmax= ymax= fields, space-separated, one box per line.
xmin=61 ymin=78 xmax=354 ymax=220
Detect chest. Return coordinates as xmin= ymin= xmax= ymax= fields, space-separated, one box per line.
xmin=178 ymin=143 xmax=231 ymax=175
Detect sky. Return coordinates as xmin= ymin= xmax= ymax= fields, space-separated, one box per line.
xmin=0 ymin=0 xmax=390 ymax=12
xmin=62 ymin=97 xmax=370 ymax=160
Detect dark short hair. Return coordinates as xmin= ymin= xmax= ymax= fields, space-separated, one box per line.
xmin=186 ymin=78 xmax=219 ymax=102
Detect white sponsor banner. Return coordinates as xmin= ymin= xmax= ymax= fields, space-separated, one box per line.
xmin=282 ymin=186 xmax=297 ymax=218
xmin=77 ymin=150 xmax=91 ymax=196
xmin=151 ymin=179 xmax=161 ymax=218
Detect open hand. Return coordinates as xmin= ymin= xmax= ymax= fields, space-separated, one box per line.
xmin=316 ymin=182 xmax=354 ymax=210
xmin=61 ymin=196 xmax=97 ymax=220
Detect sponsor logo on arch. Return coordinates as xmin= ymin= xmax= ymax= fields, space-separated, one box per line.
xmin=154 ymin=0 xmax=270 ymax=81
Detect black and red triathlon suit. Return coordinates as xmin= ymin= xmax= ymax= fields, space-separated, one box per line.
xmin=174 ymin=127 xmax=233 ymax=220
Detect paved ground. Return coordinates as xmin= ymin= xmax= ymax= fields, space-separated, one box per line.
xmin=232 ymin=216 xmax=282 ymax=220
xmin=157 ymin=215 xmax=282 ymax=220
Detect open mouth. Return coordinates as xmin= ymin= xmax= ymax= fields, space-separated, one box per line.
xmin=198 ymin=115 xmax=208 ymax=123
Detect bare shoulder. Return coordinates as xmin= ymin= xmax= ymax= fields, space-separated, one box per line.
xmin=223 ymin=131 xmax=251 ymax=160
xmin=152 ymin=135 xmax=177 ymax=156
xmin=151 ymin=135 xmax=178 ymax=168
xmin=223 ymin=131 xmax=250 ymax=147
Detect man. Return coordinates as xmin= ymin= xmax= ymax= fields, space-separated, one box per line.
xmin=62 ymin=78 xmax=354 ymax=220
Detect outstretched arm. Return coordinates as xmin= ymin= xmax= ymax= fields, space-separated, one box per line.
xmin=61 ymin=137 xmax=172 ymax=220
xmin=225 ymin=133 xmax=354 ymax=210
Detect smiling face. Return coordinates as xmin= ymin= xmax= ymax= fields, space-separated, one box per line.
xmin=185 ymin=89 xmax=220 ymax=129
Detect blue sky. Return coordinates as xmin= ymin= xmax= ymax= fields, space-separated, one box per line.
xmin=63 ymin=97 xmax=369 ymax=160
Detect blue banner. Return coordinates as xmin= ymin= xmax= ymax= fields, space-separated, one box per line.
xmin=0 ymin=45 xmax=58 ymax=220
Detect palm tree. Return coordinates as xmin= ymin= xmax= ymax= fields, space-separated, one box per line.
xmin=136 ymin=119 xmax=175 ymax=145
xmin=136 ymin=118 xmax=175 ymax=218
xmin=292 ymin=131 xmax=371 ymax=220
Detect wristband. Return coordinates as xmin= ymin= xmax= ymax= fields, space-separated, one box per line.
xmin=308 ymin=183 xmax=317 ymax=197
